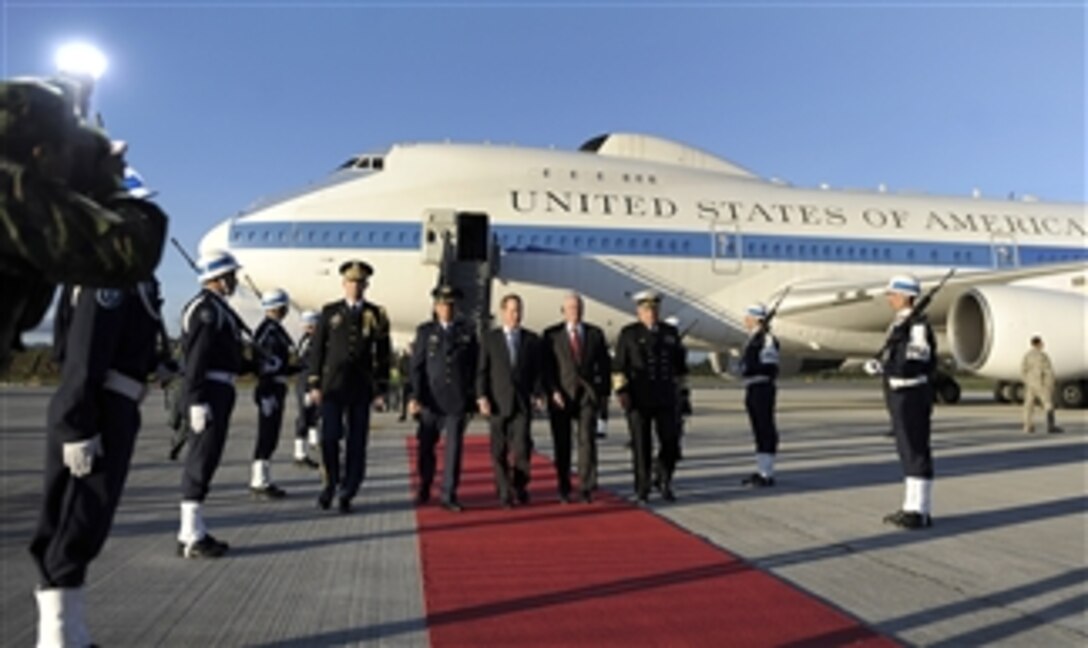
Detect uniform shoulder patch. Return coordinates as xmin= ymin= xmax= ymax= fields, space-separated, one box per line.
xmin=96 ymin=289 xmax=124 ymax=309
xmin=198 ymin=304 xmax=216 ymax=324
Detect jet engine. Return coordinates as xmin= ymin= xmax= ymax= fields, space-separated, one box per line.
xmin=948 ymin=285 xmax=1087 ymax=386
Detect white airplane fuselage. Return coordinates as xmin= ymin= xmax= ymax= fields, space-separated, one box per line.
xmin=200 ymin=136 xmax=1087 ymax=382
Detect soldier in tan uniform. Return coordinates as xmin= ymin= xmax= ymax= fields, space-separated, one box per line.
xmin=1021 ymin=336 xmax=1062 ymax=434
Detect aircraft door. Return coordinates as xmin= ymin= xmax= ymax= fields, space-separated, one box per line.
xmin=989 ymin=233 xmax=1019 ymax=269
xmin=711 ymin=218 xmax=742 ymax=274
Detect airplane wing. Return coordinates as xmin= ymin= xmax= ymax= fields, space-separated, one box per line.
xmin=776 ymin=262 xmax=1087 ymax=332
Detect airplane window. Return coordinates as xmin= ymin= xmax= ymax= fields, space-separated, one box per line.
xmin=339 ymin=231 xmax=346 ymax=242
xmin=655 ymin=239 xmax=664 ymax=250
xmin=543 ymin=169 xmax=550 ymax=178
xmin=369 ymin=231 xmax=376 ymax=241
xmin=907 ymin=249 xmax=915 ymax=260
xmin=413 ymin=232 xmax=420 ymax=243
xmin=630 ymin=237 xmax=638 ymax=249
xmin=773 ymin=244 xmax=781 ymax=255
xmin=574 ymin=236 xmax=581 ymax=247
xmin=600 ymin=238 xmax=608 ymax=248
xmin=669 ymin=240 xmax=677 ymax=252
xmin=531 ymin=235 xmax=539 ymax=245
xmin=761 ymin=243 xmax=768 ymax=255
xmin=823 ymin=245 xmax=830 ymax=257
xmin=835 ymin=246 xmax=842 ymax=257
xmin=588 ymin=237 xmax=596 ymax=248
xmin=559 ymin=235 xmax=567 ymax=246
xmin=847 ymin=246 xmax=854 ymax=257
xmin=517 ymin=235 xmax=525 ymax=245
xmin=279 ymin=232 xmax=286 ymax=242
xmin=263 ymin=231 xmax=270 ymax=241
xmin=570 ymin=170 xmax=578 ymax=179
xmin=930 ymin=249 xmax=938 ymax=260
xmin=635 ymin=174 xmax=643 ymax=183
xmin=597 ymin=172 xmax=605 ymax=181
xmin=399 ymin=232 xmax=407 ymax=242
xmin=372 ymin=158 xmax=384 ymax=170
xmin=682 ymin=240 xmax=690 ymax=252
xmin=785 ymin=244 xmax=793 ymax=256
xmin=545 ymin=235 xmax=553 ymax=245
xmin=623 ymin=174 xmax=630 ymax=182
xmin=323 ymin=232 xmax=331 ymax=241
xmin=649 ymin=176 xmax=656 ymax=184
xmin=884 ymin=248 xmax=891 ymax=259
xmin=358 ymin=159 xmax=370 ymax=169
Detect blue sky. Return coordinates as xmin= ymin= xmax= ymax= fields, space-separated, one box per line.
xmin=3 ymin=1 xmax=1084 ymax=332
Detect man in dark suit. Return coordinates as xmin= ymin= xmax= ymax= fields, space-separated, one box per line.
xmin=542 ymin=292 xmax=611 ymax=504
xmin=409 ymin=285 xmax=478 ymax=512
xmin=613 ymin=290 xmax=688 ymax=504
xmin=476 ymin=294 xmax=543 ymax=507
xmin=307 ymin=260 xmax=391 ymax=514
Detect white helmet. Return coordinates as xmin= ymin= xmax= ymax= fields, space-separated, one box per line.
xmin=261 ymin=288 xmax=289 ymax=310
xmin=746 ymin=303 xmax=768 ymax=319
xmin=885 ymin=274 xmax=921 ymax=297
xmin=196 ymin=250 xmax=241 ymax=283
xmin=300 ymin=310 xmax=319 ymax=326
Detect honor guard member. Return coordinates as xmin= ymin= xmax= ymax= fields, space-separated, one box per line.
xmin=177 ymin=250 xmax=246 ymax=558
xmin=866 ymin=275 xmax=937 ymax=529
xmin=740 ymin=303 xmax=781 ymax=487
xmin=308 ymin=260 xmax=391 ymax=514
xmin=542 ymin=292 xmax=611 ymax=504
xmin=1021 ymin=336 xmax=1062 ymax=434
xmin=293 ymin=310 xmax=321 ymax=468
xmin=613 ymin=290 xmax=688 ymax=504
xmin=409 ymin=285 xmax=479 ymax=511
xmin=30 ymin=279 xmax=166 ymax=647
xmin=250 ymin=288 xmax=297 ymax=498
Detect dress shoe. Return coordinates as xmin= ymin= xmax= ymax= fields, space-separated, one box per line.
xmin=558 ymin=492 xmax=572 ymax=504
xmin=441 ymin=500 xmax=464 ymax=512
xmin=741 ymin=473 xmax=775 ymax=488
xmin=580 ymin=492 xmax=593 ymax=504
xmin=636 ymin=495 xmax=650 ymax=507
xmin=294 ymin=456 xmax=320 ymax=469
xmin=177 ymin=534 xmax=229 ymax=559
xmin=338 ymin=497 xmax=352 ymax=514
xmin=416 ymin=488 xmax=431 ymax=505
xmin=883 ymin=510 xmax=932 ymax=529
xmin=661 ymin=486 xmax=676 ymax=502
xmin=317 ymin=490 xmax=333 ymax=510
xmin=516 ymin=490 xmax=530 ymax=505
xmin=251 ymin=484 xmax=287 ymax=500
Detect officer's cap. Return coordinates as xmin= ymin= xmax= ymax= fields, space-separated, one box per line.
xmin=339 ymin=260 xmax=373 ymax=281
xmin=746 ymin=303 xmax=768 ymax=319
xmin=431 ymin=285 xmax=463 ymax=303
xmin=632 ymin=289 xmax=662 ymax=306
xmin=885 ymin=274 xmax=921 ymax=297
xmin=300 ymin=310 xmax=320 ymax=325
xmin=261 ymin=288 xmax=289 ymax=310
xmin=197 ymin=250 xmax=241 ymax=283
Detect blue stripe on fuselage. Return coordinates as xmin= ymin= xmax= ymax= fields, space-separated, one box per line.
xmin=226 ymin=220 xmax=1087 ymax=268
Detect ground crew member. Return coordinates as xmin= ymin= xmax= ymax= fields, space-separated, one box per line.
xmin=308 ymin=260 xmax=391 ymax=514
xmin=177 ymin=250 xmax=246 ymax=558
xmin=542 ymin=292 xmax=611 ymax=504
xmin=250 ymin=288 xmax=297 ymax=498
xmin=30 ymin=278 xmax=167 ymax=647
xmin=293 ymin=310 xmax=321 ymax=468
xmin=613 ymin=290 xmax=687 ymax=504
xmin=1021 ymin=336 xmax=1062 ymax=434
xmin=409 ymin=285 xmax=478 ymax=511
xmin=867 ymin=274 xmax=937 ymax=530
xmin=740 ymin=303 xmax=780 ymax=487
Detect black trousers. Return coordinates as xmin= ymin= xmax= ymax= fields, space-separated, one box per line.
xmin=181 ymin=382 xmax=236 ymax=502
xmin=294 ymin=383 xmax=319 ymax=439
xmin=320 ymin=396 xmax=371 ymax=501
xmin=490 ymin=403 xmax=532 ymax=502
xmin=254 ymin=381 xmax=287 ymax=460
xmin=888 ymin=384 xmax=934 ymax=478
xmin=745 ymin=382 xmax=778 ymax=454
xmin=627 ymin=405 xmax=680 ymax=498
xmin=31 ymin=392 xmax=140 ymax=588
xmin=417 ymin=411 xmax=467 ymax=502
xmin=548 ymin=394 xmax=598 ymax=496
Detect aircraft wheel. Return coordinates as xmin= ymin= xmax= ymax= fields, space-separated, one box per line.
xmin=1058 ymin=381 xmax=1086 ymax=409
xmin=1011 ymin=382 xmax=1025 ymax=404
xmin=938 ymin=379 xmax=961 ymax=404
xmin=993 ymin=381 xmax=1009 ymax=404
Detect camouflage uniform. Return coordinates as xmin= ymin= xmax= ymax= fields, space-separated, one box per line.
xmin=1021 ymin=346 xmax=1059 ymax=433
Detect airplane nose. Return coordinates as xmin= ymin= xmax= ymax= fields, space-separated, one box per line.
xmin=199 ymin=218 xmax=232 ymax=257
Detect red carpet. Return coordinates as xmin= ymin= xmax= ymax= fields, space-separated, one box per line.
xmin=410 ymin=434 xmax=896 ymax=647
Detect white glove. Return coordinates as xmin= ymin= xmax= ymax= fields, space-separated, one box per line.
xmin=307 ymin=427 xmax=320 ymax=447
xmin=190 ymin=404 xmax=211 ymax=434
xmin=260 ymin=397 xmax=277 ymax=417
xmin=63 ymin=435 xmax=102 ymax=478
xmin=303 ymin=393 xmax=314 ymax=408
xmin=863 ymin=359 xmax=884 ymax=376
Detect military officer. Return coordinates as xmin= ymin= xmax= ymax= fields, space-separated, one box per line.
xmin=866 ymin=274 xmax=937 ymax=529
xmin=177 ymin=250 xmax=246 ymax=558
xmin=30 ymin=278 xmax=167 ymax=647
xmin=308 ymin=260 xmax=391 ymax=514
xmin=612 ymin=290 xmax=688 ymax=504
xmin=293 ymin=310 xmax=321 ymax=468
xmin=250 ymin=288 xmax=297 ymax=499
xmin=1021 ymin=336 xmax=1062 ymax=434
xmin=739 ymin=303 xmax=781 ymax=487
xmin=409 ymin=285 xmax=478 ymax=511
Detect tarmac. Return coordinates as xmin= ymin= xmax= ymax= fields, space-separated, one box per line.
xmin=0 ymin=382 xmax=1084 ymax=647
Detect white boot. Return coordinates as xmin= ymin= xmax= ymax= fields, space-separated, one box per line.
xmin=294 ymin=438 xmax=307 ymax=461
xmin=756 ymin=453 xmax=775 ymax=479
xmin=35 ymin=588 xmax=64 ymax=648
xmin=904 ymin=477 xmax=927 ymax=513
xmin=178 ymin=500 xmax=207 ymax=545
xmin=251 ymin=460 xmax=270 ymax=490
xmin=307 ymin=427 xmax=319 ymax=448
xmin=916 ymin=478 xmax=933 ymax=516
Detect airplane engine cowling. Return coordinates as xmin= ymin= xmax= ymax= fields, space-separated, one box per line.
xmin=948 ymin=286 xmax=1087 ymax=382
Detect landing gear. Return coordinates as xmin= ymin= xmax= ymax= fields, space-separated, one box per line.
xmin=993 ymin=381 xmax=1010 ymax=404
xmin=933 ymin=372 xmax=961 ymax=404
xmin=1058 ymin=381 xmax=1087 ymax=409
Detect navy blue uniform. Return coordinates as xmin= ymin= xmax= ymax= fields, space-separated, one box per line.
xmin=741 ymin=330 xmax=780 ymax=456
xmin=294 ymin=331 xmax=319 ymax=442
xmin=180 ymin=289 xmax=245 ymax=502
xmin=613 ymin=321 xmax=687 ymax=499
xmin=253 ymin=317 xmax=296 ymax=461
xmin=411 ymin=319 xmax=478 ymax=504
xmin=308 ymin=299 xmax=391 ymax=505
xmin=30 ymin=281 xmax=164 ymax=588
xmin=882 ymin=313 xmax=937 ymax=479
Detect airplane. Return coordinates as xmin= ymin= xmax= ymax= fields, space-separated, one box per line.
xmin=198 ymin=132 xmax=1088 ymax=408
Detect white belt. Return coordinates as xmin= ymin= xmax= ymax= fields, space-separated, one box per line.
xmin=744 ymin=376 xmax=772 ymax=387
xmin=206 ymin=371 xmax=236 ymax=385
xmin=888 ymin=376 xmax=927 ymax=390
xmin=104 ymin=370 xmax=147 ymax=402
xmin=273 ymin=376 xmax=290 ymax=385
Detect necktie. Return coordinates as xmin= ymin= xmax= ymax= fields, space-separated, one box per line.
xmin=507 ymin=330 xmax=518 ymax=368
xmin=569 ymin=326 xmax=582 ymax=363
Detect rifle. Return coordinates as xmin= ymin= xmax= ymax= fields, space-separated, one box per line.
xmin=759 ymin=286 xmax=791 ymax=334
xmin=873 ymin=268 xmax=956 ymax=360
